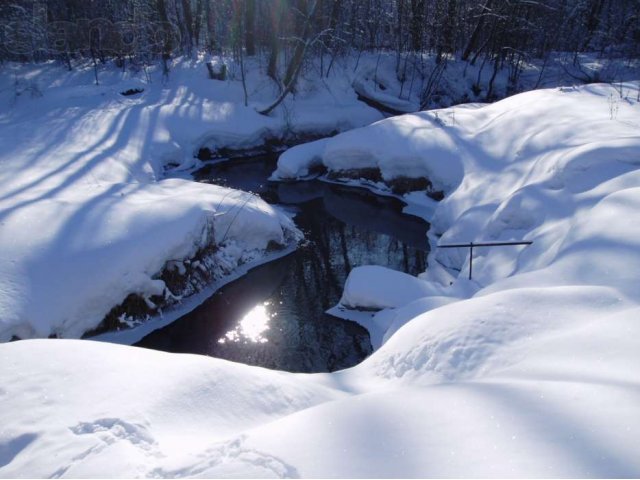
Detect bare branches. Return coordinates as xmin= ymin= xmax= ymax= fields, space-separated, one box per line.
xmin=0 ymin=0 xmax=636 ymax=96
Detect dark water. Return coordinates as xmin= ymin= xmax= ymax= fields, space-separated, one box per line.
xmin=136 ymin=155 xmax=430 ymax=373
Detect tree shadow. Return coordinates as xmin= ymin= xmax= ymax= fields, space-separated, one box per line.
xmin=461 ymin=380 xmax=640 ymax=477
xmin=0 ymin=83 xmax=181 ymax=224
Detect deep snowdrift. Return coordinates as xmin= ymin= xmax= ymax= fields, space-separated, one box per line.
xmin=1 ymin=62 xmax=640 ymax=477
xmin=2 ymin=287 xmax=638 ymax=477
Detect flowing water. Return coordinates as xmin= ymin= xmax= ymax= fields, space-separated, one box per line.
xmin=136 ymin=155 xmax=430 ymax=372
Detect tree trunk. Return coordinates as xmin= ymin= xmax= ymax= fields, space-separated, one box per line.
xmin=181 ymin=0 xmax=194 ymax=53
xmin=396 ymin=0 xmax=404 ymax=71
xmin=259 ymin=1 xmax=319 ymax=116
xmin=461 ymin=0 xmax=492 ymax=61
xmin=410 ymin=0 xmax=424 ymax=52
xmin=205 ymin=0 xmax=216 ymax=52
xmin=193 ymin=0 xmax=203 ymax=47
xmin=156 ymin=0 xmax=172 ymax=78
xmin=582 ymin=0 xmax=605 ymax=50
xmin=245 ymin=0 xmax=256 ymax=56
xmin=267 ymin=2 xmax=282 ymax=81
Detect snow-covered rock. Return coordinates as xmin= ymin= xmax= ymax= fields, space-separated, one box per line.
xmin=269 ymin=138 xmax=329 ymax=180
xmin=339 ymin=265 xmax=434 ymax=310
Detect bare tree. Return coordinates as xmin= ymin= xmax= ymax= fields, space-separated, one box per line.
xmin=258 ymin=0 xmax=320 ymax=116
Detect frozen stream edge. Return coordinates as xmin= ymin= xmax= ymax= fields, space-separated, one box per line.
xmin=315 ymin=175 xmax=441 ymax=346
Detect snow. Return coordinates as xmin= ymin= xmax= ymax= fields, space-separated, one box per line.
xmin=275 ymin=84 xmax=640 ymax=297
xmin=0 ymin=339 xmax=343 ymax=478
xmin=269 ymin=137 xmax=329 ymax=180
xmin=340 ymin=265 xmax=435 ymax=310
xmin=320 ymin=83 xmax=640 ymax=343
xmin=2 ymin=288 xmax=639 ymax=477
xmin=352 ymin=64 xmax=419 ymax=113
xmin=1 ymin=54 xmax=640 ymax=477
xmin=90 ymin=244 xmax=298 ymax=347
xmin=0 ymin=56 xmax=381 ymax=341
xmin=275 ymin=106 xmax=469 ymax=190
xmin=0 ymin=176 xmax=298 ymax=341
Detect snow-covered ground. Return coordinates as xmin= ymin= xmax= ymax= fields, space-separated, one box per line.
xmin=2 ymin=288 xmax=639 ymax=477
xmin=275 ymin=82 xmax=639 ymax=476
xmin=0 ymin=56 xmax=382 ymax=341
xmin=1 ymin=53 xmax=640 ymax=477
xmin=279 ymin=82 xmax=640 ymax=341
xmin=1 ymin=53 xmax=636 ymax=340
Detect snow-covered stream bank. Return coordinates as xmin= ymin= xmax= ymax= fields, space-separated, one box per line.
xmin=1 ymin=56 xmax=640 ymax=476
xmin=276 ymin=83 xmax=640 ymax=304
xmin=130 ymin=155 xmax=430 ymax=372
xmin=0 ymin=58 xmax=382 ymax=341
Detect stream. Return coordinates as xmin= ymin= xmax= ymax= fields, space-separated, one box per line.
xmin=136 ymin=154 xmax=430 ymax=373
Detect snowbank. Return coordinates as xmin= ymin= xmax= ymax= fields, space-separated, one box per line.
xmin=314 ymin=82 xmax=640 ymax=441
xmin=0 ymin=179 xmax=297 ymax=340
xmin=2 ymin=287 xmax=639 ymax=477
xmin=274 ymin=106 xmax=469 ymax=192
xmin=0 ymin=339 xmax=342 ymax=478
xmin=281 ymin=83 xmax=640 ymax=310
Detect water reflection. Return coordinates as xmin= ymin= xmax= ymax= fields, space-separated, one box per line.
xmin=218 ymin=303 xmax=271 ymax=344
xmin=138 ymin=155 xmax=431 ymax=372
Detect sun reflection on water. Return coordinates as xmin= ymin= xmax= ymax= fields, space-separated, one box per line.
xmin=218 ymin=302 xmax=272 ymax=344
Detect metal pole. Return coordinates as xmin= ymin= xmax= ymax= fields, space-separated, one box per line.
xmin=436 ymin=240 xmax=533 ymax=281
xmin=437 ymin=241 xmax=533 ymax=248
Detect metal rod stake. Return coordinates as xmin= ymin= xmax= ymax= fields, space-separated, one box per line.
xmin=436 ymin=240 xmax=533 ymax=281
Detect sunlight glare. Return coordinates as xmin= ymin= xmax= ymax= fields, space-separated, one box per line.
xmin=218 ymin=303 xmax=271 ymax=344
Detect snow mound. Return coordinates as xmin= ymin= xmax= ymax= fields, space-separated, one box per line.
xmin=276 ymin=109 xmax=466 ymax=193
xmin=269 ymin=138 xmax=329 ymax=180
xmin=340 ymin=265 xmax=434 ymax=310
xmin=0 ymin=180 xmax=297 ymax=341
xmin=360 ymin=285 xmax=632 ymax=383
xmin=0 ymin=339 xmax=341 ymax=478
xmin=2 ymin=289 xmax=639 ymax=477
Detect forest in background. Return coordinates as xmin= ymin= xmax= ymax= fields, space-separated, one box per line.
xmin=2 ymin=0 xmax=639 ymax=107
